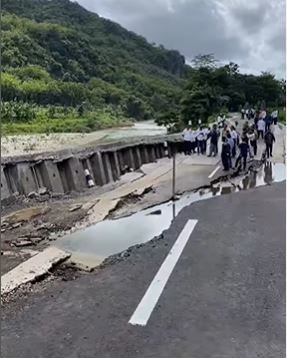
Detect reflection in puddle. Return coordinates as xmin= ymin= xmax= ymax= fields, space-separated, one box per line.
xmin=55 ymin=163 xmax=286 ymax=262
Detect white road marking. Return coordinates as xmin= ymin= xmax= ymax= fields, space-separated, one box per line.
xmin=208 ymin=165 xmax=221 ymax=179
xmin=129 ymin=219 xmax=198 ymax=326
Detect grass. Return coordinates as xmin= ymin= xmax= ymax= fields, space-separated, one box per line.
xmin=2 ymin=112 xmax=133 ymax=135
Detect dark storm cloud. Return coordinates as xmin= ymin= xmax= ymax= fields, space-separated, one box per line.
xmin=76 ymin=0 xmax=286 ymax=78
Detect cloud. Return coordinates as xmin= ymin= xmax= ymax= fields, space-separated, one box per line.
xmin=76 ymin=0 xmax=286 ymax=78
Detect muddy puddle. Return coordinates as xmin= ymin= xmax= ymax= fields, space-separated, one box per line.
xmin=54 ymin=163 xmax=286 ymax=264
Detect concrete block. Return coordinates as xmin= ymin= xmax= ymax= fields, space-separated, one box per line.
xmin=147 ymin=146 xmax=156 ymax=162
xmin=117 ymin=150 xmax=125 ymax=174
xmin=110 ymin=152 xmax=121 ymax=180
xmin=102 ymin=152 xmax=114 ymax=183
xmin=39 ymin=160 xmax=64 ymax=194
xmin=133 ymin=147 xmax=142 ymax=169
xmin=155 ymin=145 xmax=161 ymax=159
xmin=16 ymin=163 xmax=38 ymax=195
xmin=141 ymin=145 xmax=149 ymax=164
xmin=89 ymin=152 xmax=107 ymax=186
xmin=123 ymin=148 xmax=136 ymax=170
xmin=68 ymin=157 xmax=87 ymax=191
xmin=1 ymin=166 xmax=11 ymax=200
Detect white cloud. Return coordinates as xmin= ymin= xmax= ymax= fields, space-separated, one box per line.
xmin=76 ymin=0 xmax=286 ymax=78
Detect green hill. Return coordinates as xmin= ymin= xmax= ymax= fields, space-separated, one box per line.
xmin=2 ymin=0 xmax=187 ymax=133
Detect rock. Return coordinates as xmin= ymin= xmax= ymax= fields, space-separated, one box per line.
xmin=69 ymin=204 xmax=82 ymax=212
xmin=36 ymin=223 xmax=52 ymax=231
xmin=11 ymin=222 xmax=22 ymax=229
xmin=11 ymin=239 xmax=34 ymax=247
xmin=38 ymin=187 xmax=48 ymax=195
xmin=28 ymin=191 xmax=39 ymax=199
xmin=30 ymin=237 xmax=44 ymax=244
xmin=1 ymin=229 xmax=6 ymax=233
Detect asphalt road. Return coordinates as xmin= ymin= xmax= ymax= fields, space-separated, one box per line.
xmin=2 ymin=182 xmax=285 ymax=358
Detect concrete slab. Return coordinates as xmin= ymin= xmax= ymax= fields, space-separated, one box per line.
xmin=1 ymin=247 xmax=71 ymax=295
xmin=1 ymin=167 xmax=11 ymax=200
xmin=66 ymin=253 xmax=104 ymax=272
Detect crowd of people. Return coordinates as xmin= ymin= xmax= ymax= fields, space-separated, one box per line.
xmin=182 ymin=109 xmax=278 ymax=173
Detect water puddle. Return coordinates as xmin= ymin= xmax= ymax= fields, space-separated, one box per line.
xmin=54 ymin=163 xmax=286 ymax=264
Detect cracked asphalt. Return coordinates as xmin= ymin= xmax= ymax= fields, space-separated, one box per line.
xmin=2 ymin=181 xmax=285 ymax=358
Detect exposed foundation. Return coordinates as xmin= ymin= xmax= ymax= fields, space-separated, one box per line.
xmin=1 ymin=136 xmax=183 ymax=200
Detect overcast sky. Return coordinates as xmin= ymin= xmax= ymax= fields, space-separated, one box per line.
xmin=77 ymin=0 xmax=286 ymax=78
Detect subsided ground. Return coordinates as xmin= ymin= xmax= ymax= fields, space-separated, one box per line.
xmin=2 ymin=182 xmax=285 ymax=358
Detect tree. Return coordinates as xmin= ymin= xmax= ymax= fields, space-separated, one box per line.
xmin=191 ymin=54 xmax=218 ymax=69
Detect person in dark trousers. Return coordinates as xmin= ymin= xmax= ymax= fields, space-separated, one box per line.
xmin=247 ymin=128 xmax=258 ymax=157
xmin=235 ymin=137 xmax=249 ymax=171
xmin=221 ymin=136 xmax=231 ymax=171
xmin=196 ymin=127 xmax=205 ymax=154
xmin=208 ymin=124 xmax=219 ymax=157
xmin=226 ymin=131 xmax=234 ymax=169
xmin=264 ymin=129 xmax=275 ymax=158
xmin=265 ymin=114 xmax=273 ymax=132
xmin=257 ymin=117 xmax=265 ymax=139
xmin=230 ymin=125 xmax=238 ymax=158
xmin=254 ymin=111 xmax=260 ymax=130
xmin=182 ymin=127 xmax=191 ymax=155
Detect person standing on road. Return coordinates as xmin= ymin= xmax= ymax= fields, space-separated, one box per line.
xmin=230 ymin=126 xmax=239 ymax=158
xmin=208 ymin=124 xmax=219 ymax=157
xmin=247 ymin=128 xmax=257 ymax=158
xmin=226 ymin=131 xmax=234 ymax=168
xmin=264 ymin=129 xmax=276 ymax=158
xmin=254 ymin=110 xmax=260 ymax=130
xmin=257 ymin=117 xmax=265 ymax=139
xmin=202 ymin=126 xmax=210 ymax=154
xmin=182 ymin=127 xmax=191 ymax=155
xmin=196 ymin=127 xmax=205 ymax=155
xmin=265 ymin=113 xmax=273 ymax=132
xmin=235 ymin=137 xmax=249 ymax=171
xmin=189 ymin=129 xmax=197 ymax=154
xmin=221 ymin=136 xmax=231 ymax=171
xmin=271 ymin=110 xmax=278 ymax=125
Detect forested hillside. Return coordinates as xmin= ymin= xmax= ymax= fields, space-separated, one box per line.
xmin=2 ymin=0 xmax=285 ymax=134
xmin=2 ymin=0 xmax=187 ymax=133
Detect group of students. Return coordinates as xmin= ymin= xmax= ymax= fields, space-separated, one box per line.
xmin=221 ymin=113 xmax=276 ymax=172
xmin=182 ymin=109 xmax=277 ymax=173
xmin=182 ymin=124 xmax=221 ymax=157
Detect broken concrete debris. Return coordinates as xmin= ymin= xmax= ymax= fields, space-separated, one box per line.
xmin=2 ymin=206 xmax=51 ymax=226
xmin=69 ymin=204 xmax=83 ymax=212
xmin=1 ymin=247 xmax=71 ymax=295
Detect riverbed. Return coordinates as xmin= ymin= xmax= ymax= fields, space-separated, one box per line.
xmin=1 ymin=120 xmax=167 ymax=157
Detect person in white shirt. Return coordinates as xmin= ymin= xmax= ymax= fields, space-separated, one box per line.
xmin=247 ymin=128 xmax=257 ymax=158
xmin=202 ymin=126 xmax=210 ymax=154
xmin=230 ymin=126 xmax=239 ymax=157
xmin=182 ymin=127 xmax=192 ymax=155
xmin=257 ymin=118 xmax=265 ymax=139
xmin=196 ymin=127 xmax=205 ymax=155
xmin=271 ymin=110 xmax=278 ymax=125
xmin=188 ymin=130 xmax=197 ymax=153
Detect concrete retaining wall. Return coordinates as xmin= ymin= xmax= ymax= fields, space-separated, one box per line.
xmin=1 ymin=136 xmax=183 ymax=200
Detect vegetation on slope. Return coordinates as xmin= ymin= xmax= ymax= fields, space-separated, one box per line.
xmin=1 ymin=1 xmax=285 ymax=134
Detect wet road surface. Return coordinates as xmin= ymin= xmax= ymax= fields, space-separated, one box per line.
xmin=2 ymin=182 xmax=285 ymax=358
xmin=54 ymin=163 xmax=285 ymax=264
